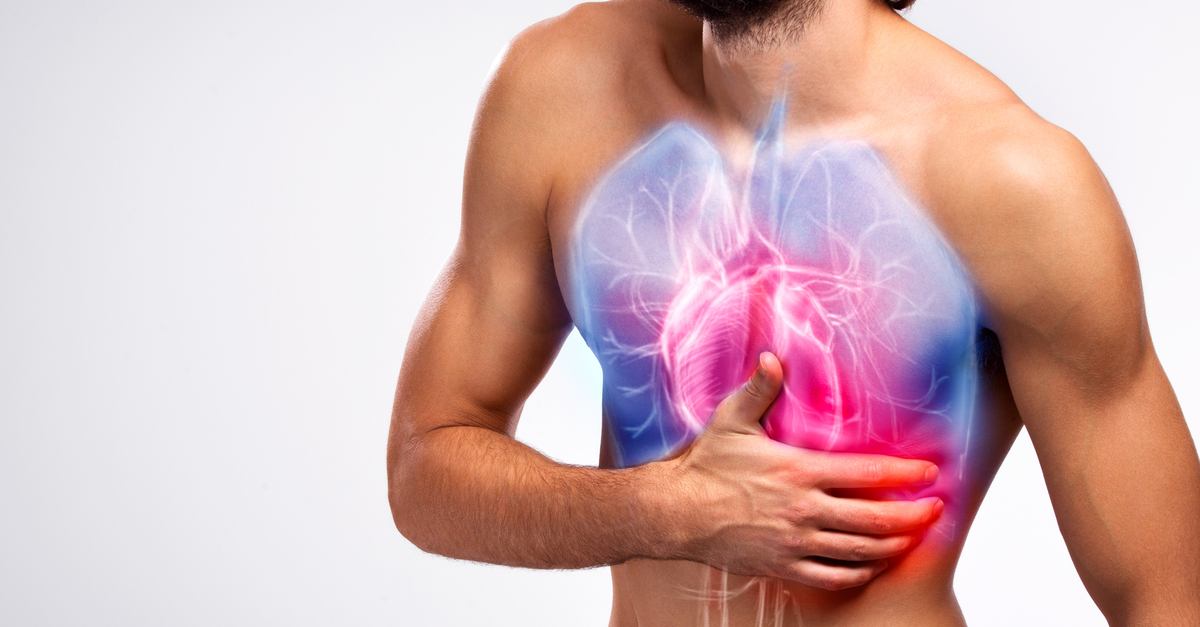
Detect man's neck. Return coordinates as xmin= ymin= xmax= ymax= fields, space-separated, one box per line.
xmin=700 ymin=0 xmax=902 ymax=134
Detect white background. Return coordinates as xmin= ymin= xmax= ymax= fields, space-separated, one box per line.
xmin=1 ymin=1 xmax=1196 ymax=625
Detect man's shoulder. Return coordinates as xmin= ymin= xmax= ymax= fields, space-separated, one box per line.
xmin=486 ymin=1 xmax=688 ymax=118
xmin=473 ymin=1 xmax=696 ymax=220
xmin=886 ymin=26 xmax=1102 ymax=240
xmin=502 ymin=2 xmax=631 ymax=80
xmin=927 ymin=100 xmax=1093 ymax=213
xmin=882 ymin=24 xmax=1137 ymax=342
xmin=521 ymin=0 xmax=676 ymax=50
xmin=922 ymin=96 xmax=1133 ymax=332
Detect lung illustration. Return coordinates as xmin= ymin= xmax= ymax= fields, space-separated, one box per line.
xmin=570 ymin=106 xmax=981 ymax=485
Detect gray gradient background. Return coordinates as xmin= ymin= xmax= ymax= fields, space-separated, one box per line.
xmin=0 ymin=1 xmax=1196 ymax=625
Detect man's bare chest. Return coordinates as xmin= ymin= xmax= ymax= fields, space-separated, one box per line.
xmin=555 ymin=103 xmax=985 ymax=474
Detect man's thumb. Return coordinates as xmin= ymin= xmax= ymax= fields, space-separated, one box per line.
xmin=711 ymin=352 xmax=784 ymax=432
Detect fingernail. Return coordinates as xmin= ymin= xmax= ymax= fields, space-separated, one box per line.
xmin=877 ymin=559 xmax=890 ymax=574
xmin=924 ymin=465 xmax=939 ymax=484
xmin=932 ymin=499 xmax=945 ymax=518
xmin=755 ymin=354 xmax=769 ymax=376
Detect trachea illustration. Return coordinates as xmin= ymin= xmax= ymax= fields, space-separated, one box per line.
xmin=570 ymin=104 xmax=984 ymax=500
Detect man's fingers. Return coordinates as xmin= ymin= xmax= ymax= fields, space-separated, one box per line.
xmin=784 ymin=558 xmax=888 ymax=591
xmin=806 ymin=531 xmax=919 ymax=562
xmin=807 ymin=452 xmax=939 ymax=489
xmin=818 ymin=496 xmax=943 ymax=535
xmin=709 ymin=352 xmax=783 ymax=433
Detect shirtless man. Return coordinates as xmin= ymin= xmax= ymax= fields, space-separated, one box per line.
xmin=387 ymin=1 xmax=1200 ymax=625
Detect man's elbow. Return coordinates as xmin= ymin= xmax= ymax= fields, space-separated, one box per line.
xmin=387 ymin=438 xmax=437 ymax=553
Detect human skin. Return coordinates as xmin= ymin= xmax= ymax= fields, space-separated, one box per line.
xmin=387 ymin=1 xmax=1200 ymax=625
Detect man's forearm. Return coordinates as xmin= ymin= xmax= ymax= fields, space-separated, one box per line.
xmin=390 ymin=423 xmax=683 ymax=569
xmin=390 ymin=358 xmax=946 ymax=588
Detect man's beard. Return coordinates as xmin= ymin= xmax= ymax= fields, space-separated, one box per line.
xmin=668 ymin=0 xmax=827 ymax=51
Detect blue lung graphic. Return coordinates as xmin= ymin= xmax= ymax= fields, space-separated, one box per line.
xmin=571 ymin=105 xmax=981 ymax=472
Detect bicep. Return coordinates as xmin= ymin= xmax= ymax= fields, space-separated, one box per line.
xmin=394 ymin=244 xmax=571 ymax=440
xmin=1002 ymin=285 xmax=1199 ymax=618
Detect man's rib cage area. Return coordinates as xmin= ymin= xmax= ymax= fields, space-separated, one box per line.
xmin=568 ymin=105 xmax=997 ymax=617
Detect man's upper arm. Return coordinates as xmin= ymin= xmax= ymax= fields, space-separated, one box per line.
xmin=391 ymin=27 xmax=574 ymax=449
xmin=955 ymin=120 xmax=1200 ymax=622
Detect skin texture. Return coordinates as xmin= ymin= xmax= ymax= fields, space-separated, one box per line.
xmin=387 ymin=1 xmax=1200 ymax=625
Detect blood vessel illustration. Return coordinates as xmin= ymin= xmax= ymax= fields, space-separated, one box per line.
xmin=570 ymin=104 xmax=983 ymax=513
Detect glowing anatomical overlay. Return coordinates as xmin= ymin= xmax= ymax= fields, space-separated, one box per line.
xmin=570 ymin=105 xmax=984 ymax=502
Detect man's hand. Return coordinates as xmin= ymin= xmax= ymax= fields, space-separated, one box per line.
xmin=661 ymin=352 xmax=942 ymax=590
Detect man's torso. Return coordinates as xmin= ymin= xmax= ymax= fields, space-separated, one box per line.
xmin=510 ymin=2 xmax=1037 ymax=623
